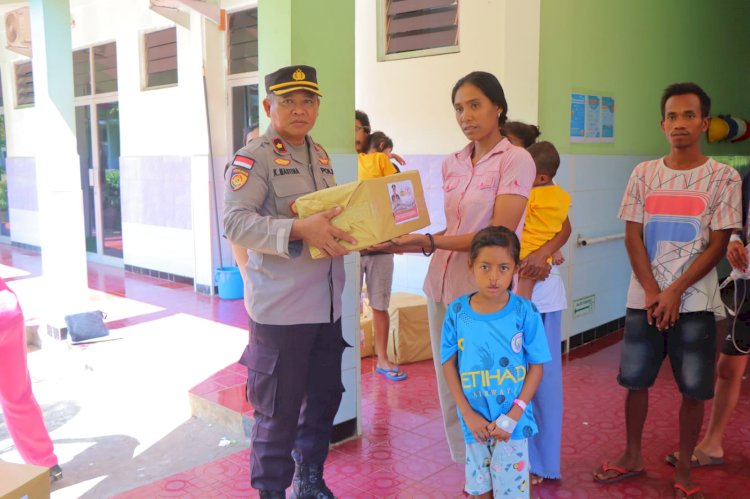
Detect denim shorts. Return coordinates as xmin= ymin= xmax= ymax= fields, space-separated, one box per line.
xmin=617 ymin=308 xmax=716 ymax=400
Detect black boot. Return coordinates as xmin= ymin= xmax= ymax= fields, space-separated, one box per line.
xmin=292 ymin=463 xmax=335 ymax=499
xmin=259 ymin=490 xmax=286 ymax=499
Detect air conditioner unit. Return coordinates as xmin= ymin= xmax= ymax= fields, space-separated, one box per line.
xmin=5 ymin=6 xmax=32 ymax=57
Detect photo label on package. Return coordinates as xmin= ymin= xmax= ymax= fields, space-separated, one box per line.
xmin=388 ymin=180 xmax=419 ymax=224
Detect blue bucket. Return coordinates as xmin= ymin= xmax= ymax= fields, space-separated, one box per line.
xmin=215 ymin=266 xmax=244 ymax=300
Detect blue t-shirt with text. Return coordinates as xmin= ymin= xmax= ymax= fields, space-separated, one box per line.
xmin=440 ymin=292 xmax=551 ymax=443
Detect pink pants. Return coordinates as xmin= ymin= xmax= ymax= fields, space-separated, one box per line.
xmin=0 ymin=278 xmax=57 ymax=467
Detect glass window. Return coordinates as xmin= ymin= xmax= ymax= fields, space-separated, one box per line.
xmin=14 ymin=61 xmax=33 ymax=106
xmin=94 ymin=42 xmax=118 ymax=94
xmin=73 ymin=49 xmax=92 ymax=97
xmin=381 ymin=0 xmax=459 ymax=60
xmin=228 ymin=9 xmax=258 ymax=74
xmin=145 ymin=27 xmax=178 ymax=88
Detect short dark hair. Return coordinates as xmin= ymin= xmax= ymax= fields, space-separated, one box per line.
xmin=469 ymin=225 xmax=520 ymax=267
xmin=368 ymin=131 xmax=393 ymax=152
xmin=355 ymin=110 xmax=371 ymax=131
xmin=451 ymin=71 xmax=508 ymax=126
xmin=660 ymin=82 xmax=711 ymax=119
xmin=527 ymin=141 xmax=560 ymax=178
xmin=503 ymin=121 xmax=541 ymax=148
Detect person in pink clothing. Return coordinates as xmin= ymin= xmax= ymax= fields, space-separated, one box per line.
xmin=0 ymin=276 xmax=62 ymax=482
xmin=375 ymin=71 xmax=546 ymax=463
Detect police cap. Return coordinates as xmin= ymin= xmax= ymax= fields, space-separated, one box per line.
xmin=265 ymin=65 xmax=322 ymax=97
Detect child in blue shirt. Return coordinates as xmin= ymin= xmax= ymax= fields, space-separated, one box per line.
xmin=441 ymin=225 xmax=552 ymax=498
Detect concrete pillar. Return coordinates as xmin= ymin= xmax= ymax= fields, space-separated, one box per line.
xmin=29 ymin=0 xmax=87 ymax=323
xmin=258 ymin=0 xmax=359 ymax=437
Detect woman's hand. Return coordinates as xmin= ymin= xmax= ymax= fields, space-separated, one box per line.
xmin=369 ymin=233 xmax=428 ymax=254
xmin=519 ymin=249 xmax=552 ymax=281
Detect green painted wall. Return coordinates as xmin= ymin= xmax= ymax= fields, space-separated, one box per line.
xmin=539 ymin=0 xmax=750 ymax=156
xmin=257 ymin=0 xmax=354 ymax=154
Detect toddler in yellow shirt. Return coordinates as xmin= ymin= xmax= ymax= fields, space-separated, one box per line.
xmin=516 ymin=141 xmax=571 ymax=299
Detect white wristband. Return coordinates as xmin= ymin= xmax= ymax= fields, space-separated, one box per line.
xmin=513 ymin=398 xmax=528 ymax=411
xmin=495 ymin=414 xmax=518 ymax=434
xmin=730 ymin=234 xmax=743 ymax=243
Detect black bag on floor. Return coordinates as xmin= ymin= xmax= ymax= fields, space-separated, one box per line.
xmin=64 ymin=310 xmax=109 ymax=343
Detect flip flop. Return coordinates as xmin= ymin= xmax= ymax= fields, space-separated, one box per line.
xmin=665 ymin=448 xmax=724 ymax=468
xmin=375 ymin=367 xmax=407 ymax=381
xmin=673 ymin=483 xmax=703 ymax=498
xmin=593 ymin=462 xmax=646 ymax=484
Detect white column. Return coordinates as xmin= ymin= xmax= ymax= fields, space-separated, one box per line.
xmin=29 ymin=0 xmax=87 ymax=321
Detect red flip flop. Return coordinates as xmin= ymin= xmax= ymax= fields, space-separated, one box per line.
xmin=673 ymin=483 xmax=702 ymax=498
xmin=593 ymin=462 xmax=646 ymax=484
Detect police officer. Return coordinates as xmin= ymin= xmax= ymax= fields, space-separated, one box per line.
xmin=224 ymin=65 xmax=356 ymax=499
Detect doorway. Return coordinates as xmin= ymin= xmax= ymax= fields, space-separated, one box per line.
xmin=76 ymin=102 xmax=121 ymax=259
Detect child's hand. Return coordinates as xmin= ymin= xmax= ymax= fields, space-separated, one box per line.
xmin=488 ymin=423 xmax=511 ymax=442
xmin=464 ymin=410 xmax=492 ymax=442
xmin=551 ymin=250 xmax=565 ymax=265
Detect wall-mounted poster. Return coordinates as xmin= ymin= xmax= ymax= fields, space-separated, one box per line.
xmin=570 ymin=93 xmax=615 ymax=143
xmin=570 ymin=93 xmax=586 ymax=141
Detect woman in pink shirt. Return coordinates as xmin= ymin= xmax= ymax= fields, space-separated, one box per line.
xmin=379 ymin=71 xmax=542 ymax=463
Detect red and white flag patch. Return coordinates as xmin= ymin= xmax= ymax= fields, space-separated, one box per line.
xmin=232 ymin=155 xmax=255 ymax=170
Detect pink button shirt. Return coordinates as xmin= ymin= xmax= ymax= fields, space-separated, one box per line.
xmin=423 ymin=138 xmax=535 ymax=304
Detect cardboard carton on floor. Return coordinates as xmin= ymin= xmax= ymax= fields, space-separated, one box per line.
xmin=0 ymin=461 xmax=50 ymax=499
xmin=360 ymin=316 xmax=374 ymax=358
xmin=294 ymin=170 xmax=430 ymax=259
xmin=386 ymin=293 xmax=431 ymax=365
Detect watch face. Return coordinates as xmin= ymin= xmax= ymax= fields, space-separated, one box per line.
xmin=500 ymin=419 xmax=511 ymax=429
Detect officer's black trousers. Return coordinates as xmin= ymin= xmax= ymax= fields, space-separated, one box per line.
xmin=242 ymin=319 xmax=345 ymax=491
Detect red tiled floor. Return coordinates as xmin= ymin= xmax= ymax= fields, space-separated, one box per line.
xmin=122 ymin=334 xmax=750 ymax=498
xmin=6 ymin=246 xmax=748 ymax=497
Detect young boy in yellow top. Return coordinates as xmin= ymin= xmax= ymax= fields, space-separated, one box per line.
xmin=358 ymin=131 xmax=407 ymax=381
xmin=516 ymin=141 xmax=571 ymax=299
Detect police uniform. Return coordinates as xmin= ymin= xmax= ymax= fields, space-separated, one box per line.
xmin=223 ymin=65 xmax=345 ymax=497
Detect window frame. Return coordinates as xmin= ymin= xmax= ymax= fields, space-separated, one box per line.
xmin=73 ymin=41 xmax=119 ymax=99
xmin=13 ymin=60 xmax=34 ymax=108
xmin=226 ymin=7 xmax=259 ymax=76
xmin=376 ymin=0 xmax=460 ymax=62
xmin=142 ymin=26 xmax=179 ymax=90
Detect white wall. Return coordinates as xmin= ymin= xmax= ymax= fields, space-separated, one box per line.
xmin=355 ymin=0 xmax=541 ymax=154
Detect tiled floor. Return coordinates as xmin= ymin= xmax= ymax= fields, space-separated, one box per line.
xmin=121 ymin=334 xmax=750 ymax=498
xmin=4 ymin=244 xmax=749 ymax=497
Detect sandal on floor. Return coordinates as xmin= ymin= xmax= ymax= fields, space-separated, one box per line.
xmin=666 ymin=448 xmax=724 ymax=468
xmin=375 ymin=367 xmax=407 ymax=381
xmin=673 ymin=483 xmax=703 ymax=498
xmin=593 ymin=462 xmax=645 ymax=484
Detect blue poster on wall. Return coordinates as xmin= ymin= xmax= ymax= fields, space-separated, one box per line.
xmin=570 ymin=92 xmax=615 ymax=143
xmin=570 ymin=93 xmax=586 ymax=142
xmin=601 ymin=96 xmax=615 ymax=141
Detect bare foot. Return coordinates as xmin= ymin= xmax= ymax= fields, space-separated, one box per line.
xmin=530 ymin=473 xmax=544 ymax=485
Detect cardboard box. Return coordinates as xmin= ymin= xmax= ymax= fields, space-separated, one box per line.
xmin=294 ymin=170 xmax=430 ymax=259
xmin=360 ymin=316 xmax=375 ymax=358
xmin=0 ymin=461 xmax=50 ymax=499
xmin=386 ymin=293 xmax=432 ymax=365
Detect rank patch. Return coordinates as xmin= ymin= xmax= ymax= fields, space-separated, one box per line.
xmin=232 ymin=155 xmax=255 ymax=169
xmin=319 ymin=157 xmax=330 ymax=165
xmin=272 ymin=138 xmax=287 ymax=154
xmin=274 ymin=157 xmax=292 ymax=166
xmin=230 ymin=167 xmax=249 ymax=191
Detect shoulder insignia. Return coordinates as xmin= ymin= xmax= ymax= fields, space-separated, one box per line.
xmin=274 ymin=157 xmax=292 ymax=166
xmin=230 ymin=167 xmax=250 ymax=191
xmin=272 ymin=137 xmax=288 ymax=154
xmin=315 ymin=142 xmax=330 ymax=158
xmin=319 ymin=157 xmax=330 ymax=166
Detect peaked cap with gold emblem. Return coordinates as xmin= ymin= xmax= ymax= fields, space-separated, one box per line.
xmin=265 ymin=65 xmax=322 ymax=97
